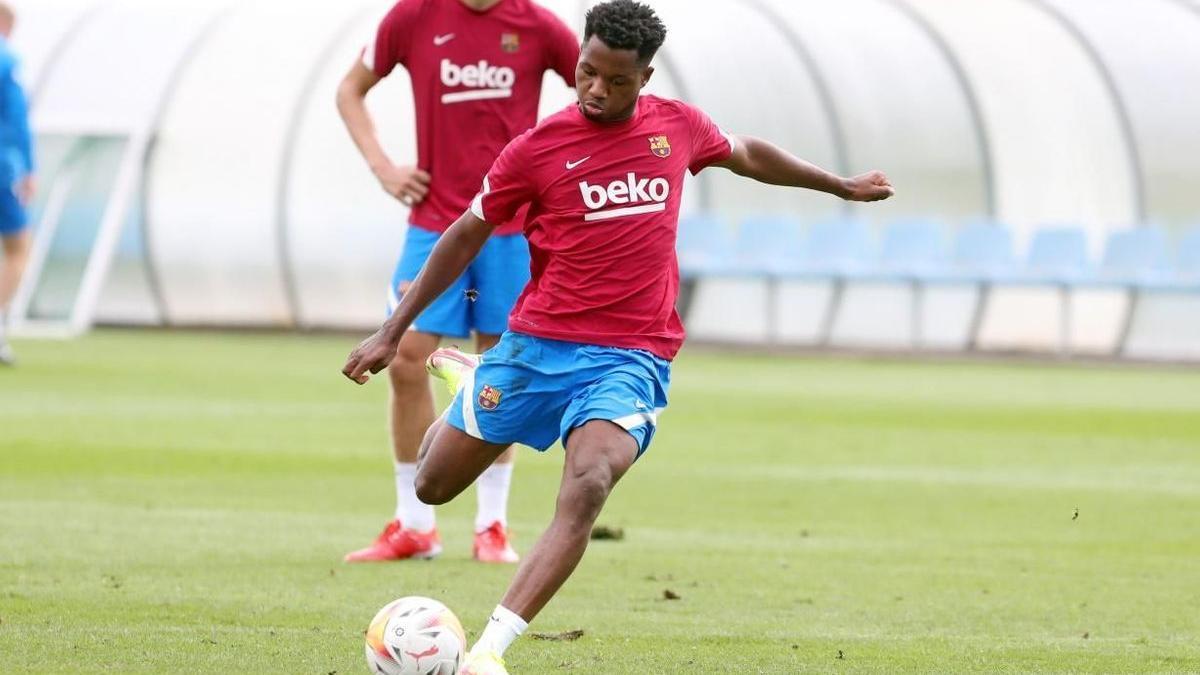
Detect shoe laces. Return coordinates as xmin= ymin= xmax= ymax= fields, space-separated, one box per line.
xmin=478 ymin=522 xmax=508 ymax=546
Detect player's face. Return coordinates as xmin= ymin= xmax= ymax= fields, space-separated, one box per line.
xmin=576 ymin=36 xmax=653 ymax=123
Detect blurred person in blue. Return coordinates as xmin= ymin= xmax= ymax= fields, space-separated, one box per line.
xmin=0 ymin=1 xmax=34 ymax=366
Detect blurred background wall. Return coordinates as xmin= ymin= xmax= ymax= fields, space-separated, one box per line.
xmin=8 ymin=0 xmax=1200 ymax=358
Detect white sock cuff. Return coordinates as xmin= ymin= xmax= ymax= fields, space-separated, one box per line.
xmin=479 ymin=462 xmax=514 ymax=480
xmin=492 ymin=605 xmax=528 ymax=633
xmin=394 ymin=462 xmax=434 ymax=530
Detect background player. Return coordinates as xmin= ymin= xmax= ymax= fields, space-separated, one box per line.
xmin=0 ymin=1 xmax=35 ymax=367
xmin=336 ymin=0 xmax=579 ymax=563
xmin=343 ymin=1 xmax=893 ymax=672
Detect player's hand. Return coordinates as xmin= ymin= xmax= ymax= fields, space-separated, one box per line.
xmin=840 ymin=171 xmax=894 ymax=202
xmin=14 ymin=175 xmax=35 ymax=206
xmin=342 ymin=329 xmax=400 ymax=385
xmin=375 ymin=163 xmax=431 ymax=207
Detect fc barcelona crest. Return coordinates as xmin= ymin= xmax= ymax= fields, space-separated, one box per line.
xmin=501 ymin=33 xmax=520 ymax=53
xmin=649 ymin=135 xmax=671 ymax=159
xmin=479 ymin=385 xmax=503 ymax=411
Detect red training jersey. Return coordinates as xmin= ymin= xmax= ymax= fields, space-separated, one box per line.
xmin=365 ymin=0 xmax=579 ymax=235
xmin=470 ymin=95 xmax=736 ymax=360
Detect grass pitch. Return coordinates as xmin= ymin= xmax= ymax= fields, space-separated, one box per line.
xmin=2 ymin=330 xmax=1199 ymax=673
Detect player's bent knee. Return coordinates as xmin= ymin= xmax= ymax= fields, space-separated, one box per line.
xmin=387 ymin=348 xmax=430 ymax=389
xmin=413 ymin=472 xmax=455 ymax=506
xmin=558 ymin=463 xmax=614 ymax=522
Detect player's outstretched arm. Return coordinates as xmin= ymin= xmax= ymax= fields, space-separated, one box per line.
xmin=342 ymin=212 xmax=496 ymax=385
xmin=715 ymin=135 xmax=895 ymax=202
xmin=335 ymin=61 xmax=431 ymax=206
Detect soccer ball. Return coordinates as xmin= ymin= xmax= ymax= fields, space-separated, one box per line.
xmin=364 ymin=596 xmax=467 ymax=675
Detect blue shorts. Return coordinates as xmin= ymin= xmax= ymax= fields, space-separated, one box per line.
xmin=0 ymin=183 xmax=27 ymax=236
xmin=389 ymin=226 xmax=530 ymax=338
xmin=446 ymin=332 xmax=672 ymax=458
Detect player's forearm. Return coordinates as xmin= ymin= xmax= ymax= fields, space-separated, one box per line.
xmin=336 ymin=83 xmax=394 ymax=175
xmin=727 ymin=135 xmax=850 ymax=198
xmin=381 ymin=213 xmax=496 ymax=340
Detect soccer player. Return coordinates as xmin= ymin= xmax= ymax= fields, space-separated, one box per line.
xmin=342 ymin=1 xmax=894 ymax=671
xmin=336 ymin=0 xmax=579 ymax=563
xmin=0 ymin=2 xmax=35 ymax=367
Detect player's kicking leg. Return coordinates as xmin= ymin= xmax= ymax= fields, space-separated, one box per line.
xmin=459 ymin=422 xmax=637 ymax=674
xmin=426 ymin=334 xmax=665 ymax=674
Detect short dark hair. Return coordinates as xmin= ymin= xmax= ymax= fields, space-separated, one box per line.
xmin=583 ymin=0 xmax=667 ymax=64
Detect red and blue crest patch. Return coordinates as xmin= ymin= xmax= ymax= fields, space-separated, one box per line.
xmin=478 ymin=385 xmax=502 ymax=411
xmin=649 ymin=134 xmax=671 ymax=158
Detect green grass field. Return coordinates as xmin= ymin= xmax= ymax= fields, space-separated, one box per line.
xmin=2 ymin=330 xmax=1199 ymax=673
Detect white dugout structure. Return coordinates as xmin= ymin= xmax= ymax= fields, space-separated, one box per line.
xmin=7 ymin=0 xmax=1200 ymax=359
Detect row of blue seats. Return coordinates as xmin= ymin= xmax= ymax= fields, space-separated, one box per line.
xmin=677 ymin=217 xmax=1200 ymax=291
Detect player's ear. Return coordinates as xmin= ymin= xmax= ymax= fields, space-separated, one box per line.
xmin=640 ymin=65 xmax=654 ymax=89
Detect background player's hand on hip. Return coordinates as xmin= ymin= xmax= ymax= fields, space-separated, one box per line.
xmin=375 ymin=163 xmax=431 ymax=207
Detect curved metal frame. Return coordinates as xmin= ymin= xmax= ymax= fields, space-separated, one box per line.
xmin=139 ymin=6 xmax=235 ymax=325
xmin=740 ymin=0 xmax=852 ymax=217
xmin=276 ymin=3 xmax=378 ymax=329
xmin=24 ymin=1 xmax=105 ymax=103
xmin=1026 ymin=0 xmax=1147 ymax=225
xmin=885 ymin=0 xmax=997 ymax=218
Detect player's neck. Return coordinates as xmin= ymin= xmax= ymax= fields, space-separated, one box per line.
xmin=458 ymin=0 xmax=504 ymax=12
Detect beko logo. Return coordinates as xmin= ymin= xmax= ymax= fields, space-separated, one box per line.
xmin=440 ymin=59 xmax=515 ymax=104
xmin=578 ymin=173 xmax=670 ymax=222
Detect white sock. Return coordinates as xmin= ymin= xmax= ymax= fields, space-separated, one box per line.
xmin=394 ymin=462 xmax=435 ymax=531
xmin=471 ymin=605 xmax=527 ymax=657
xmin=475 ymin=462 xmax=513 ymax=532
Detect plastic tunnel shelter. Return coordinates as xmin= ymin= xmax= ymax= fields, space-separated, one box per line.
xmin=146 ymin=0 xmax=374 ymax=327
xmin=9 ymin=0 xmax=100 ymax=97
xmin=1039 ymin=0 xmax=1200 ymax=230
xmin=8 ymin=0 xmax=1199 ymax=341
xmin=753 ymin=0 xmax=990 ymax=226
xmin=9 ymin=0 xmax=231 ymax=336
xmin=902 ymin=0 xmax=1139 ymax=253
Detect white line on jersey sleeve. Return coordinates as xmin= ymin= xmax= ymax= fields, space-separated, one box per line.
xmin=470 ymin=176 xmax=490 ymax=221
xmin=361 ymin=38 xmax=376 ymax=72
xmin=721 ymin=128 xmax=737 ymax=153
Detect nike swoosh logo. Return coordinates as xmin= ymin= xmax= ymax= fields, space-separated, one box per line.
xmin=565 ymin=156 xmax=591 ymax=170
xmin=434 ymin=33 xmax=455 ymax=46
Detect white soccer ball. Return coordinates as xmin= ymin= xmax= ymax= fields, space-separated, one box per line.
xmin=364 ymin=596 xmax=467 ymax=675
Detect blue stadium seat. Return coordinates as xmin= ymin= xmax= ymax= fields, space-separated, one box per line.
xmin=677 ymin=215 xmax=735 ymax=278
xmin=1019 ymin=226 xmax=1090 ymax=284
xmin=784 ymin=219 xmax=875 ymax=279
xmin=1090 ymin=227 xmax=1171 ymax=288
xmin=1166 ymin=226 xmax=1200 ymax=291
xmin=731 ymin=215 xmax=806 ymax=276
xmin=872 ymin=219 xmax=949 ymax=281
xmin=938 ymin=221 xmax=1017 ymax=283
